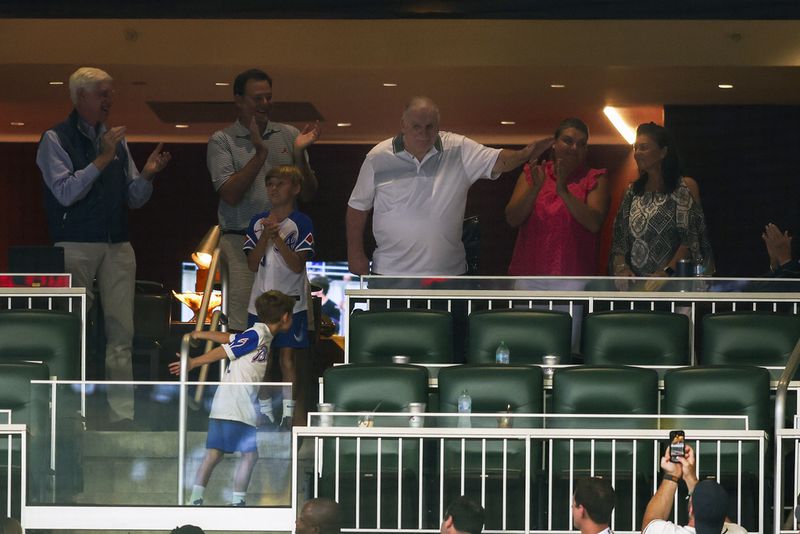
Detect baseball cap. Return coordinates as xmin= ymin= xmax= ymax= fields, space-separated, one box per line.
xmin=692 ymin=480 xmax=729 ymax=534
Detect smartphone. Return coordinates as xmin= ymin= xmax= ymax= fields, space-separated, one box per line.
xmin=669 ymin=430 xmax=686 ymax=463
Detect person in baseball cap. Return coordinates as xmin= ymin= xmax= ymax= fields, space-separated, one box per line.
xmin=642 ymin=441 xmax=746 ymax=534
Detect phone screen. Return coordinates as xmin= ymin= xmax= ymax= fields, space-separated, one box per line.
xmin=669 ymin=430 xmax=685 ymax=463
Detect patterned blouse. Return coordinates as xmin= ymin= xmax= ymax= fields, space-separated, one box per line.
xmin=610 ymin=178 xmax=714 ymax=276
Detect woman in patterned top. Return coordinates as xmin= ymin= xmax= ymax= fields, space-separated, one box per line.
xmin=610 ymin=122 xmax=714 ymax=277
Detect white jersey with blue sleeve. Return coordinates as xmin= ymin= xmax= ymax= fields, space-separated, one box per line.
xmin=208 ymin=322 xmax=273 ymax=426
xmin=244 ymin=209 xmax=315 ymax=315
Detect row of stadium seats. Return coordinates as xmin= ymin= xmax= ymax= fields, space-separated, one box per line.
xmin=318 ymin=363 xmax=769 ymax=530
xmin=348 ymin=308 xmax=800 ymax=366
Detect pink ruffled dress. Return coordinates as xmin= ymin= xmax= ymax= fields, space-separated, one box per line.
xmin=508 ymin=161 xmax=606 ymax=276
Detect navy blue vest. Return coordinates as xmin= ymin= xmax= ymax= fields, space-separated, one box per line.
xmin=42 ymin=109 xmax=131 ymax=243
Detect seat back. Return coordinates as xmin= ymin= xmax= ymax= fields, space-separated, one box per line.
xmin=323 ymin=363 xmax=429 ymax=412
xmin=438 ymin=364 xmax=543 ymax=472
xmin=551 ymin=366 xmax=659 ymax=474
xmin=348 ymin=310 xmax=453 ymax=363
xmin=701 ymin=312 xmax=800 ymax=366
xmin=320 ymin=364 xmax=429 ymax=529
xmin=581 ymin=311 xmax=689 ymax=365
xmin=663 ymin=365 xmax=769 ymax=473
xmin=0 ymin=309 xmax=81 ymax=379
xmin=134 ymin=292 xmax=171 ymax=341
xmin=321 ymin=363 xmax=429 ymax=472
xmin=0 ymin=362 xmax=51 ymax=499
xmin=466 ymin=310 xmax=571 ymax=364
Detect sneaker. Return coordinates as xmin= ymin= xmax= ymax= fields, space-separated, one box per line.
xmin=279 ymin=416 xmax=293 ymax=431
xmin=231 ymin=500 xmax=246 ymax=507
xmin=257 ymin=414 xmax=279 ymax=431
xmin=192 ymin=498 xmax=203 ymax=506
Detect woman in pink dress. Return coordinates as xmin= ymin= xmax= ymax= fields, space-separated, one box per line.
xmin=506 ymin=118 xmax=610 ymax=277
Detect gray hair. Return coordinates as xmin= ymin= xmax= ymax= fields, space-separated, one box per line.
xmin=402 ymin=96 xmax=440 ymax=124
xmin=69 ymin=67 xmax=113 ymax=105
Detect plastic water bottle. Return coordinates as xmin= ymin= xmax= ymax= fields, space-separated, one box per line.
xmin=457 ymin=389 xmax=472 ymax=428
xmin=495 ymin=341 xmax=510 ymax=364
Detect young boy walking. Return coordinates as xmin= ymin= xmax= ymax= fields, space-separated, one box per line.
xmin=244 ymin=165 xmax=315 ymax=429
xmin=169 ymin=290 xmax=295 ymax=506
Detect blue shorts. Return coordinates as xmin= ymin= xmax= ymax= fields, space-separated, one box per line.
xmin=248 ymin=310 xmax=309 ymax=349
xmin=206 ymin=418 xmax=257 ymax=453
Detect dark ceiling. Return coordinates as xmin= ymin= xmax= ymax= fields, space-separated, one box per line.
xmin=3 ymin=0 xmax=800 ymax=20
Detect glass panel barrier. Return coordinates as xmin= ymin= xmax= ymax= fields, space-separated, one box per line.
xmin=29 ymin=381 xmax=292 ymax=508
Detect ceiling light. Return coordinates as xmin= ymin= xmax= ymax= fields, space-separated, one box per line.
xmin=336 ymin=122 xmax=352 ymax=127
xmin=215 ymin=82 xmax=230 ymax=86
xmin=500 ymin=121 xmax=516 ymax=125
xmin=603 ymin=106 xmax=635 ymax=145
xmin=10 ymin=122 xmax=24 ymax=126
xmin=718 ymin=84 xmax=734 ymax=89
xmin=175 ymin=124 xmax=190 ymax=129
xmin=382 ymin=83 xmax=397 ymax=87
xmin=48 ymin=81 xmax=64 ymax=85
xmin=550 ymin=84 xmax=566 ymax=88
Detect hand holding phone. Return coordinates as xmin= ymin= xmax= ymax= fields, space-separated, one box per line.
xmin=669 ymin=430 xmax=686 ymax=463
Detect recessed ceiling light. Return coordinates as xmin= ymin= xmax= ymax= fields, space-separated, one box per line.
xmin=718 ymin=84 xmax=734 ymax=89
xmin=500 ymin=121 xmax=516 ymax=125
xmin=382 ymin=83 xmax=397 ymax=87
xmin=550 ymin=84 xmax=566 ymax=88
xmin=10 ymin=122 xmax=24 ymax=126
xmin=336 ymin=122 xmax=352 ymax=127
xmin=215 ymin=82 xmax=230 ymax=86
xmin=175 ymin=124 xmax=190 ymax=129
xmin=48 ymin=81 xmax=64 ymax=86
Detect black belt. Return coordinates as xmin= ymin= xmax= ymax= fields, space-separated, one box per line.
xmin=222 ymin=229 xmax=247 ymax=236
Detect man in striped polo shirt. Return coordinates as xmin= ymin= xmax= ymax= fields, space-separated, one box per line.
xmin=207 ymin=68 xmax=320 ymax=332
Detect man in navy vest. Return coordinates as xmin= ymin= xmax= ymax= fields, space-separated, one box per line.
xmin=36 ymin=67 xmax=171 ymax=428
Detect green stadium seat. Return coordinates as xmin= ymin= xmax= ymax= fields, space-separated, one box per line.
xmin=581 ymin=311 xmax=689 ymax=366
xmin=466 ymin=310 xmax=572 ymax=364
xmin=319 ymin=364 xmax=429 ymax=529
xmin=437 ymin=364 xmax=543 ymax=530
xmin=700 ymin=312 xmax=800 ymax=366
xmin=0 ymin=309 xmax=81 ymax=379
xmin=348 ymin=309 xmax=453 ymax=363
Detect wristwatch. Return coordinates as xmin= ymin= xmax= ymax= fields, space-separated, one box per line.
xmin=662 ymin=474 xmax=679 ymax=483
xmin=663 ymin=266 xmax=675 ymax=276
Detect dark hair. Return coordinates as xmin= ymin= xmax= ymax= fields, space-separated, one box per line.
xmin=301 ymin=497 xmax=341 ymax=534
xmin=233 ymin=69 xmax=273 ymax=96
xmin=632 ymin=122 xmax=682 ymax=195
xmin=255 ymin=290 xmax=295 ymax=324
xmin=555 ymin=118 xmax=589 ymax=141
xmin=444 ymin=495 xmax=485 ymax=534
xmin=574 ymin=477 xmax=616 ymax=525
xmin=170 ymin=526 xmax=205 ymax=534
xmin=311 ymin=276 xmax=330 ymax=295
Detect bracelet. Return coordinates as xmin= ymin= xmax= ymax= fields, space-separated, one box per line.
xmin=662 ymin=474 xmax=679 ymax=483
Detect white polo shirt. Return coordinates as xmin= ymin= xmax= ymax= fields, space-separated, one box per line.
xmin=643 ymin=520 xmax=747 ymax=534
xmin=348 ymin=132 xmax=501 ymax=276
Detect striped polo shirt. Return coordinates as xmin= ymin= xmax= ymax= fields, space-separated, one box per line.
xmin=207 ymin=119 xmax=305 ymax=231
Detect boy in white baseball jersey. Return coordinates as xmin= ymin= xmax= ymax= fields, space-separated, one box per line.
xmin=169 ymin=290 xmax=295 ymax=506
xmin=244 ymin=165 xmax=314 ymax=429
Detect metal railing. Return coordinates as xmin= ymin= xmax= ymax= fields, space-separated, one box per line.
xmin=772 ymin=337 xmax=800 ymax=533
xmin=0 ymin=424 xmax=27 ymax=524
xmin=344 ymin=278 xmax=800 ymax=365
xmin=294 ymin=415 xmax=766 ymax=534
